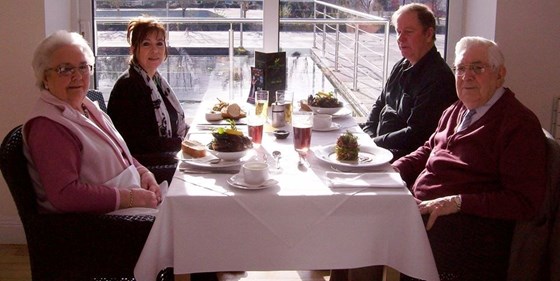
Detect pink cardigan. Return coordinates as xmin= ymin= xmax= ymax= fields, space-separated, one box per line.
xmin=23 ymin=91 xmax=142 ymax=213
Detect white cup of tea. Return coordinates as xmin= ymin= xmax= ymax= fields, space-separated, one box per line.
xmin=313 ymin=114 xmax=332 ymax=130
xmin=242 ymin=162 xmax=269 ymax=186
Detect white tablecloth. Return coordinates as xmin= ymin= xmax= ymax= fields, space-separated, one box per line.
xmin=134 ymin=109 xmax=439 ymax=281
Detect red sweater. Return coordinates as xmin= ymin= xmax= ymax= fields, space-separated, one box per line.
xmin=394 ymin=89 xmax=546 ymax=220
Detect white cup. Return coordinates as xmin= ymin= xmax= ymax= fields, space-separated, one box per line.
xmin=242 ymin=162 xmax=269 ymax=185
xmin=313 ymin=114 xmax=332 ymax=130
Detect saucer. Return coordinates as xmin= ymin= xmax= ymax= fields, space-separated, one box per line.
xmin=312 ymin=122 xmax=341 ymax=132
xmin=227 ymin=174 xmax=278 ymax=190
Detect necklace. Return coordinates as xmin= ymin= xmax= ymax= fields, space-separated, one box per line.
xmin=81 ymin=103 xmax=90 ymax=119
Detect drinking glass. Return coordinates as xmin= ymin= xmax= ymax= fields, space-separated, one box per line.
xmin=292 ymin=111 xmax=313 ymax=157
xmin=247 ymin=113 xmax=265 ymax=148
xmin=255 ymin=90 xmax=269 ymax=121
xmin=276 ymin=90 xmax=294 ymax=124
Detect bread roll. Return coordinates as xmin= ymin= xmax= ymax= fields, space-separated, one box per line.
xmin=181 ymin=140 xmax=206 ymax=158
xmin=221 ymin=103 xmax=241 ymax=119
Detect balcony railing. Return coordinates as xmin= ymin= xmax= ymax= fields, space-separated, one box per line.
xmin=94 ymin=1 xmax=390 ymax=115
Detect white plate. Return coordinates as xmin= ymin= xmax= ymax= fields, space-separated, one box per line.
xmin=179 ymin=150 xmax=255 ymax=168
xmin=227 ymin=174 xmax=278 ymax=190
xmin=314 ymin=144 xmax=393 ymax=168
xmin=313 ymin=122 xmax=341 ymax=132
xmin=310 ymin=106 xmax=343 ymax=115
xmin=332 ymin=107 xmax=352 ymax=119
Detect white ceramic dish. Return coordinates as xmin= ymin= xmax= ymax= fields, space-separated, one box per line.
xmin=314 ymin=144 xmax=393 ymax=169
xmin=179 ymin=150 xmax=254 ymax=168
xmin=227 ymin=174 xmax=278 ymax=190
xmin=312 ymin=122 xmax=341 ymax=132
xmin=309 ymin=106 xmax=343 ymax=115
xmin=332 ymin=107 xmax=352 ymax=119
xmin=207 ymin=148 xmax=249 ymax=161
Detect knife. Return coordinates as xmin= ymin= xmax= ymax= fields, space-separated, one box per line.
xmin=180 ymin=168 xmax=239 ymax=174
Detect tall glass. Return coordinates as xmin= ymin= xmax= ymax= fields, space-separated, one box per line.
xmin=276 ymin=90 xmax=294 ymax=124
xmin=255 ymin=90 xmax=269 ymax=121
xmin=247 ymin=113 xmax=264 ymax=148
xmin=292 ymin=111 xmax=313 ymax=156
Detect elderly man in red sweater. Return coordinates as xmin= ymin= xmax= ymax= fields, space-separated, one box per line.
xmin=393 ymin=36 xmax=546 ymax=280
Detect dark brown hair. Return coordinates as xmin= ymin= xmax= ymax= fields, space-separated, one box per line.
xmin=127 ymin=16 xmax=168 ymax=64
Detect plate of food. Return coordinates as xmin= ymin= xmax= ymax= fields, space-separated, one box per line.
xmin=205 ymin=98 xmax=247 ymax=122
xmin=306 ymin=91 xmax=344 ymax=115
xmin=313 ymin=131 xmax=393 ymax=168
xmin=180 ymin=120 xmax=254 ymax=168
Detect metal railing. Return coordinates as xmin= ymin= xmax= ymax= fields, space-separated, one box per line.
xmin=313 ymin=0 xmax=389 ymax=91
xmin=94 ymin=2 xmax=390 ymax=108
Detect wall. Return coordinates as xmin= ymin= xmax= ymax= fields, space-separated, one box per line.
xmin=0 ymin=0 xmax=559 ymax=244
xmin=495 ymin=0 xmax=560 ymax=131
xmin=0 ymin=0 xmax=46 ymax=244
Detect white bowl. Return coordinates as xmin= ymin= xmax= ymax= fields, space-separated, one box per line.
xmin=207 ymin=148 xmax=249 ymax=162
xmin=309 ymin=106 xmax=343 ymax=115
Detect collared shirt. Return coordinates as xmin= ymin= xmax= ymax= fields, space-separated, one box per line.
xmin=469 ymin=87 xmax=506 ymax=125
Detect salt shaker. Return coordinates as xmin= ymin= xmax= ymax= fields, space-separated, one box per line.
xmin=271 ymin=103 xmax=286 ymax=128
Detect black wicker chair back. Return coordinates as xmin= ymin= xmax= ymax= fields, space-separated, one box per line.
xmin=0 ymin=125 xmax=164 ymax=281
xmin=87 ymin=89 xmax=108 ymax=113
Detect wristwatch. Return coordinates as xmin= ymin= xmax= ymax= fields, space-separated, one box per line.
xmin=453 ymin=195 xmax=462 ymax=211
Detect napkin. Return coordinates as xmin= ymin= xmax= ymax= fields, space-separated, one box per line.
xmin=325 ymin=172 xmax=405 ymax=189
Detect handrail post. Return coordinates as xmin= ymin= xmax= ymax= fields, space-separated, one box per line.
xmin=322 ymin=6 xmax=327 ymax=57
xmin=353 ymin=24 xmax=360 ymax=91
xmin=313 ymin=1 xmax=317 ymax=49
xmin=383 ymin=21 xmax=390 ymax=86
xmin=334 ymin=11 xmax=340 ymax=72
xmin=229 ymin=24 xmax=234 ymax=100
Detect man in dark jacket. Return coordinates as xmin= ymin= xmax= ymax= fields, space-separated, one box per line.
xmin=361 ymin=3 xmax=457 ymax=161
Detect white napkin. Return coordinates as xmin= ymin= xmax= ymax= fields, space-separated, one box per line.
xmin=326 ymin=172 xmax=405 ymax=189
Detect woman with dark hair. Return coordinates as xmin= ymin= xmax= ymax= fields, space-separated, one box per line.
xmin=108 ymin=16 xmax=188 ymax=181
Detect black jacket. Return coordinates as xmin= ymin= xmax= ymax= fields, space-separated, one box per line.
xmin=361 ymin=46 xmax=457 ymax=161
xmin=107 ymin=67 xmax=186 ymax=165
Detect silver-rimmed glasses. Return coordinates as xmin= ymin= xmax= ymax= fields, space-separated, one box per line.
xmin=452 ymin=63 xmax=491 ymax=77
xmin=46 ymin=64 xmax=93 ymax=77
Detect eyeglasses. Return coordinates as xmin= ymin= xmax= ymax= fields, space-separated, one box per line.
xmin=452 ymin=63 xmax=491 ymax=77
xmin=46 ymin=64 xmax=93 ymax=77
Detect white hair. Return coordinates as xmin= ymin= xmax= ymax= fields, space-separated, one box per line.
xmin=454 ymin=36 xmax=505 ymax=69
xmin=31 ymin=30 xmax=95 ymax=90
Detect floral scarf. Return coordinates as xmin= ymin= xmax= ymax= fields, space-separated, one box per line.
xmin=132 ymin=63 xmax=187 ymax=138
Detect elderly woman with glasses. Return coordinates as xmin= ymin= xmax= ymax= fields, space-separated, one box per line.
xmin=23 ymin=30 xmax=161 ymax=214
xmin=107 ymin=16 xmax=188 ymax=179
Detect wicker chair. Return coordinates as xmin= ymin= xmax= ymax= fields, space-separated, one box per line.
xmin=0 ymin=125 xmax=172 ymax=281
xmin=87 ymin=89 xmax=108 ymax=113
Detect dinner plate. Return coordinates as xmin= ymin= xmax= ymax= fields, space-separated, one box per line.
xmin=179 ymin=150 xmax=255 ymax=168
xmin=313 ymin=144 xmax=393 ymax=168
xmin=227 ymin=174 xmax=278 ymax=190
xmin=332 ymin=107 xmax=352 ymax=119
xmin=312 ymin=122 xmax=341 ymax=132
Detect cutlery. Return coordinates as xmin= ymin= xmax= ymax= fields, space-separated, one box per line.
xmin=180 ymin=168 xmax=238 ymax=174
xmin=182 ymin=158 xmax=221 ymax=164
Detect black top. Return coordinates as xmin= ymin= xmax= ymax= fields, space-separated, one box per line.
xmin=107 ymin=67 xmax=184 ymax=165
xmin=361 ymin=46 xmax=457 ymax=161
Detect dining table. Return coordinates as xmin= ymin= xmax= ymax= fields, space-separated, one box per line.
xmin=134 ymin=101 xmax=440 ymax=281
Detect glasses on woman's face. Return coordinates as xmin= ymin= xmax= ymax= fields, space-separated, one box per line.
xmin=452 ymin=63 xmax=492 ymax=77
xmin=46 ymin=63 xmax=93 ymax=77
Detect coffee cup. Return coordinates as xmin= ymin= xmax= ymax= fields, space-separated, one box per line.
xmin=242 ymin=162 xmax=269 ymax=186
xmin=313 ymin=114 xmax=332 ymax=130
